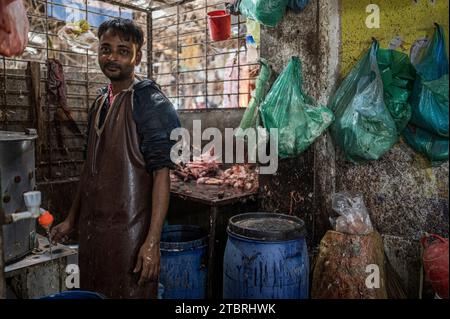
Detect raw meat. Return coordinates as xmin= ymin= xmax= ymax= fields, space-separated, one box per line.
xmin=0 ymin=0 xmax=29 ymax=57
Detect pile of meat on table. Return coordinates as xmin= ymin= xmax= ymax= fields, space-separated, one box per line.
xmin=170 ymin=149 xmax=258 ymax=191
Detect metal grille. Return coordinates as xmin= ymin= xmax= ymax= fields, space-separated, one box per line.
xmin=0 ymin=0 xmax=149 ymax=182
xmin=0 ymin=0 xmax=259 ymax=182
xmin=151 ymin=0 xmax=260 ymax=109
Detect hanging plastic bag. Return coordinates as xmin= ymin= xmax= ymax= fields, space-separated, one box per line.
xmin=239 ymin=0 xmax=289 ymax=27
xmin=260 ymin=57 xmax=334 ymax=158
xmin=409 ymin=24 xmax=449 ymax=138
xmin=330 ymin=41 xmax=398 ymax=163
xmin=288 ymin=0 xmax=309 ymax=12
xmin=377 ymin=49 xmax=416 ymax=132
xmin=403 ymin=124 xmax=448 ymax=163
xmin=236 ymin=58 xmax=272 ymax=137
xmin=330 ymin=192 xmax=374 ymax=235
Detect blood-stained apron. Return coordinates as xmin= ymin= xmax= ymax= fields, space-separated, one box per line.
xmin=78 ymin=87 xmax=156 ymax=299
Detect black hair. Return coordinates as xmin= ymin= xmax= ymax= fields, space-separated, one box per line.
xmin=98 ymin=18 xmax=144 ymax=50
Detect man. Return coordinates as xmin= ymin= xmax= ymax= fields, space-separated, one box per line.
xmin=51 ymin=18 xmax=180 ymax=299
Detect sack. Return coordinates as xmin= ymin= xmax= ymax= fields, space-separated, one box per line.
xmin=236 ymin=58 xmax=272 ymax=137
xmin=330 ymin=41 xmax=398 ymax=163
xmin=260 ymin=57 xmax=334 ymax=158
xmin=239 ymin=0 xmax=289 ymax=27
xmin=409 ymin=24 xmax=449 ymax=138
xmin=312 ymin=231 xmax=388 ymax=299
xmin=0 ymin=0 xmax=29 ymax=57
xmin=287 ymin=0 xmax=309 ymax=12
xmin=377 ymin=49 xmax=416 ymax=132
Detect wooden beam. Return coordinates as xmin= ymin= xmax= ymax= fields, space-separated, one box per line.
xmin=27 ymin=62 xmax=45 ymax=163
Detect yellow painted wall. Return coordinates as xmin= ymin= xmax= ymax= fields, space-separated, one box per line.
xmin=340 ymin=0 xmax=449 ymax=76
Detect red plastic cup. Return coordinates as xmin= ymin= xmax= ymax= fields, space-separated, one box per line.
xmin=207 ymin=10 xmax=231 ymax=42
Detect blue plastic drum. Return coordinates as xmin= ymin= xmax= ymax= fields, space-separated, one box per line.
xmin=159 ymin=225 xmax=208 ymax=299
xmin=223 ymin=213 xmax=309 ymax=299
xmin=40 ymin=290 xmax=105 ymax=299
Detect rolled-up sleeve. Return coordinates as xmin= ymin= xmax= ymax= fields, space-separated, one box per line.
xmin=133 ymin=85 xmax=181 ymax=173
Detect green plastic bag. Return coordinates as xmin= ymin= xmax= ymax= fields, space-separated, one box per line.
xmin=409 ymin=24 xmax=449 ymax=138
xmin=330 ymin=41 xmax=398 ymax=163
xmin=236 ymin=58 xmax=272 ymax=138
xmin=377 ymin=49 xmax=416 ymax=132
xmin=403 ymin=24 xmax=449 ymax=163
xmin=260 ymin=57 xmax=334 ymax=158
xmin=403 ymin=124 xmax=448 ymax=164
xmin=239 ymin=0 xmax=289 ymax=27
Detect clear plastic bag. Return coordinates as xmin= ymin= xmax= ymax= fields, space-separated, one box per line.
xmin=330 ymin=192 xmax=374 ymax=235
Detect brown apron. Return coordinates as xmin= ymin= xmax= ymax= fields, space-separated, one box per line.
xmin=78 ymin=87 xmax=156 ymax=299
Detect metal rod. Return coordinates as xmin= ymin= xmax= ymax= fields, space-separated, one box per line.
xmin=167 ymin=93 xmax=252 ymax=99
xmin=159 ymin=77 xmax=257 ymax=87
xmin=152 ymin=0 xmax=198 ymax=11
xmin=153 ymin=62 xmax=259 ymax=76
xmin=1 ymin=57 xmax=7 ymax=130
xmin=237 ymin=12 xmax=243 ymax=107
xmin=152 ymin=48 xmax=257 ymax=65
xmin=204 ymin=0 xmax=208 ymax=108
xmin=153 ymin=21 xmax=244 ymax=41
xmin=152 ymin=1 xmax=231 ymax=21
xmin=37 ymin=159 xmax=85 ymax=166
xmin=176 ymin=4 xmax=180 ymax=108
xmin=147 ymin=10 xmax=153 ymax=79
xmin=45 ymin=0 xmax=52 ymax=180
xmin=85 ymin=0 xmax=90 ymax=118
xmin=39 ymin=0 xmax=150 ymax=13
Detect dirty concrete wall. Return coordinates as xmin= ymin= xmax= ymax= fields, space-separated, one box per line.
xmin=259 ymin=0 xmax=339 ymax=246
xmin=178 ymin=108 xmax=246 ymax=146
xmin=259 ymin=1 xmax=318 ymax=245
xmin=336 ymin=0 xmax=449 ymax=298
xmin=340 ymin=0 xmax=449 ymax=76
xmin=260 ymin=0 xmax=449 ymax=298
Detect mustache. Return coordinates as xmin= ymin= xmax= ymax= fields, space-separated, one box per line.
xmin=103 ymin=62 xmax=122 ymax=69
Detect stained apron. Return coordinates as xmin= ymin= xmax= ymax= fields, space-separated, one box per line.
xmin=78 ymin=88 xmax=156 ymax=299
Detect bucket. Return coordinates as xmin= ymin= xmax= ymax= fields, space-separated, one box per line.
xmin=159 ymin=225 xmax=208 ymax=299
xmin=40 ymin=290 xmax=105 ymax=299
xmin=207 ymin=10 xmax=231 ymax=41
xmin=223 ymin=213 xmax=309 ymax=299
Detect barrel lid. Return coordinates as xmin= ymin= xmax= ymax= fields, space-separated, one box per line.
xmin=0 ymin=130 xmax=37 ymax=141
xmin=227 ymin=213 xmax=306 ymax=242
xmin=160 ymin=225 xmax=208 ymax=251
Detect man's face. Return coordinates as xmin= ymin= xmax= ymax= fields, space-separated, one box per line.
xmin=98 ymin=29 xmax=142 ymax=81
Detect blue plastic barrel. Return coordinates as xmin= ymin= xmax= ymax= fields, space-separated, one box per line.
xmin=159 ymin=225 xmax=208 ymax=299
xmin=223 ymin=213 xmax=309 ymax=299
xmin=40 ymin=290 xmax=105 ymax=299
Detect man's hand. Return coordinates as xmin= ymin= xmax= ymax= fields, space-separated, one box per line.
xmin=133 ymin=241 xmax=160 ymax=286
xmin=50 ymin=219 xmax=73 ymax=244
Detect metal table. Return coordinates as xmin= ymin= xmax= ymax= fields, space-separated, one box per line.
xmin=170 ymin=179 xmax=258 ymax=299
